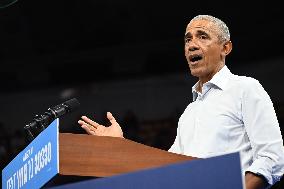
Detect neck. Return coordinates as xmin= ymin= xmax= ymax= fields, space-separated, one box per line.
xmin=196 ymin=81 xmax=203 ymax=93
xmin=197 ymin=64 xmax=225 ymax=93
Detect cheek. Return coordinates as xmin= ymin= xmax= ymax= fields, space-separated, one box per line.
xmin=184 ymin=46 xmax=188 ymax=55
xmin=184 ymin=48 xmax=190 ymax=61
xmin=204 ymin=48 xmax=218 ymax=62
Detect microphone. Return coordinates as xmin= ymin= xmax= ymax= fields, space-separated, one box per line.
xmin=24 ymin=98 xmax=80 ymax=141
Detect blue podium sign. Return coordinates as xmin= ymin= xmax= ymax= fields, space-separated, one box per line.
xmin=2 ymin=119 xmax=59 ymax=189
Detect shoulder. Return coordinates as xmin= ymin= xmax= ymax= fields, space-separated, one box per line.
xmin=230 ymin=74 xmax=263 ymax=92
xmin=231 ymin=74 xmax=260 ymax=85
xmin=230 ymin=74 xmax=271 ymax=103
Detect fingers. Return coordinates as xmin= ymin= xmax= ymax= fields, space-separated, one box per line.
xmin=107 ymin=112 xmax=118 ymax=125
xmin=79 ymin=113 xmax=118 ymax=137
xmin=80 ymin=123 xmax=96 ymax=135
xmin=78 ymin=118 xmax=98 ymax=136
xmin=81 ymin=125 xmax=95 ymax=135
xmin=80 ymin=116 xmax=100 ymax=129
xmin=78 ymin=120 xmax=92 ymax=128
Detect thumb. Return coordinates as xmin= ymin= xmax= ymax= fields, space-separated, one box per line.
xmin=107 ymin=112 xmax=118 ymax=125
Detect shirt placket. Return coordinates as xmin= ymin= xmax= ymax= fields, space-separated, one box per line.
xmin=192 ymin=84 xmax=212 ymax=154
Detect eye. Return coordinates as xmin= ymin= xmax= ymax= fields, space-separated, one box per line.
xmin=185 ymin=37 xmax=191 ymax=43
xmin=199 ymin=35 xmax=207 ymax=39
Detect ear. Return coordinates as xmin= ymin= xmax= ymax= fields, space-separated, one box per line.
xmin=222 ymin=40 xmax=232 ymax=56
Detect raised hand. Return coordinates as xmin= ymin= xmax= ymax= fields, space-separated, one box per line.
xmin=78 ymin=112 xmax=124 ymax=138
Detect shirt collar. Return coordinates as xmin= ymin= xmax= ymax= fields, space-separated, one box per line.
xmin=192 ymin=65 xmax=232 ymax=100
xmin=208 ymin=65 xmax=232 ymax=90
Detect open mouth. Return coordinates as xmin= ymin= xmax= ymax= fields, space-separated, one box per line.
xmin=189 ymin=54 xmax=203 ymax=63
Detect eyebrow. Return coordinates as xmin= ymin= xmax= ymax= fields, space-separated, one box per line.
xmin=184 ymin=32 xmax=192 ymax=39
xmin=196 ymin=30 xmax=210 ymax=37
xmin=184 ymin=29 xmax=210 ymax=40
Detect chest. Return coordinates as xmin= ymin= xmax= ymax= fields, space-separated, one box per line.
xmin=178 ymin=88 xmax=244 ymax=154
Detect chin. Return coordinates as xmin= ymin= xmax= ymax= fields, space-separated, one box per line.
xmin=190 ymin=67 xmax=203 ymax=77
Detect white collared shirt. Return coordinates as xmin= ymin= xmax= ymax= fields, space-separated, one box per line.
xmin=169 ymin=65 xmax=284 ymax=185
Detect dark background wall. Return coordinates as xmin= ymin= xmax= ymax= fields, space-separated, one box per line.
xmin=1 ymin=0 xmax=284 ymax=187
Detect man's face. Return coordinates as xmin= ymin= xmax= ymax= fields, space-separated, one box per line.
xmin=184 ymin=19 xmax=225 ymax=81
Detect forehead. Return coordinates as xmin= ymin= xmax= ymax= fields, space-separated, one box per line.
xmin=185 ymin=19 xmax=218 ymax=36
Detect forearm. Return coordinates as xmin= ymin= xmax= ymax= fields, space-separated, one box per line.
xmin=245 ymin=172 xmax=268 ymax=189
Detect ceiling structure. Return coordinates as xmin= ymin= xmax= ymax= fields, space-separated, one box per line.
xmin=1 ymin=0 xmax=283 ymax=93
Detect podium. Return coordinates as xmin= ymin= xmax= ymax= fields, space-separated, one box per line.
xmin=2 ymin=119 xmax=244 ymax=189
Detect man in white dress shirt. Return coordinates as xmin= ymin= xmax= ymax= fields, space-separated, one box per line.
xmin=78 ymin=15 xmax=284 ymax=189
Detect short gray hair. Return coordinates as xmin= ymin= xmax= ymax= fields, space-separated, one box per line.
xmin=189 ymin=15 xmax=230 ymax=43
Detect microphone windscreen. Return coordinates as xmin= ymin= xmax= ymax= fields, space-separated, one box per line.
xmin=64 ymin=98 xmax=80 ymax=111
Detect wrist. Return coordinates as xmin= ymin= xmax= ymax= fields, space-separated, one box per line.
xmin=245 ymin=171 xmax=268 ymax=189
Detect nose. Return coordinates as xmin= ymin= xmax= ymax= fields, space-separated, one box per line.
xmin=185 ymin=40 xmax=199 ymax=52
xmin=189 ymin=46 xmax=199 ymax=51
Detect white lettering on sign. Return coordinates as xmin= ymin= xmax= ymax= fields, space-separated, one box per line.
xmin=35 ymin=142 xmax=52 ymax=175
xmin=22 ymin=147 xmax=33 ymax=162
xmin=5 ymin=142 xmax=52 ymax=189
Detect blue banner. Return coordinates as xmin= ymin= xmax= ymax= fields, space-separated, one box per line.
xmin=49 ymin=152 xmax=243 ymax=189
xmin=2 ymin=119 xmax=59 ymax=189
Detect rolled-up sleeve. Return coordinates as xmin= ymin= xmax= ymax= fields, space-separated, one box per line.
xmin=242 ymin=79 xmax=284 ymax=185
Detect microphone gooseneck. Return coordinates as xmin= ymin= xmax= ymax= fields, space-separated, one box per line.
xmin=24 ymin=98 xmax=80 ymax=141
